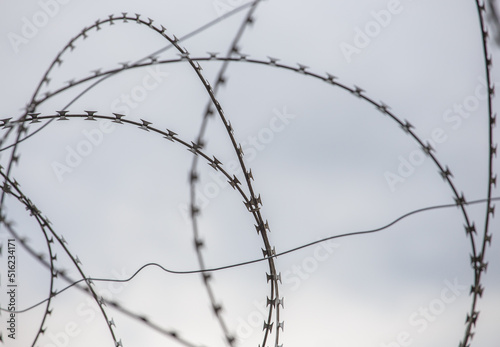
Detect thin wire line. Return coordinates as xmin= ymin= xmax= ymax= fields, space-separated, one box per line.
xmin=7 ymin=196 xmax=499 ymax=314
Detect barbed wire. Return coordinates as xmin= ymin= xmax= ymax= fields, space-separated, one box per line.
xmin=0 ymin=1 xmax=498 ymax=346
xmin=186 ymin=2 xmax=266 ymax=345
xmin=0 ymin=166 xmax=121 ymax=347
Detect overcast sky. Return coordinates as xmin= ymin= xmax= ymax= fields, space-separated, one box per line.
xmin=1 ymin=0 xmax=499 ymax=346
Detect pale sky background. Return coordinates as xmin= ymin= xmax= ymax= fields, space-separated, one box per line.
xmin=0 ymin=0 xmax=499 ymax=346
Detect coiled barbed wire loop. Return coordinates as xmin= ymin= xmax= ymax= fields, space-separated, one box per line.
xmin=0 ymin=1 xmax=499 ymax=346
